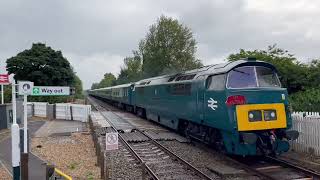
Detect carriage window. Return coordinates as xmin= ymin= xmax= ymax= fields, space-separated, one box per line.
xmin=207 ymin=74 xmax=226 ymax=90
xmin=256 ymin=67 xmax=281 ymax=87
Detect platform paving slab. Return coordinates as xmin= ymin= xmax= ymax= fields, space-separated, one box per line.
xmin=34 ymin=119 xmax=87 ymax=137
xmin=0 ymin=120 xmax=46 ymax=179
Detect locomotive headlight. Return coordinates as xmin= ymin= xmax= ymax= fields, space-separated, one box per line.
xmin=271 ymin=112 xmax=275 ymax=118
xmin=248 ymin=110 xmax=262 ymax=122
xmin=249 ymin=113 xmax=254 ymax=119
xmin=264 ymin=110 xmax=277 ymax=121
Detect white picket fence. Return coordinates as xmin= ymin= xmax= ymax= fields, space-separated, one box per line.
xmin=291 ymin=113 xmax=320 ymax=156
xmin=292 ymin=111 xmax=320 ymax=117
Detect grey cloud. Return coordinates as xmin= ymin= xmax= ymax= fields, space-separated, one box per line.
xmin=0 ymin=0 xmax=319 ymax=89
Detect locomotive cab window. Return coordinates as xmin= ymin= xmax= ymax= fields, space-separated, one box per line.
xmin=227 ymin=66 xmax=281 ymax=88
xmin=206 ymin=74 xmax=226 ymax=90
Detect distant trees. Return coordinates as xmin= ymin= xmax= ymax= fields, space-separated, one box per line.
xmin=228 ymin=44 xmax=320 ymax=111
xmin=91 ymin=73 xmax=116 ymax=89
xmin=117 ymin=52 xmax=142 ymax=84
xmin=6 ymin=43 xmax=84 ymax=102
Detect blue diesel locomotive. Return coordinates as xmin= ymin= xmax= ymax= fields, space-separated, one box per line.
xmin=89 ymin=59 xmax=299 ymax=156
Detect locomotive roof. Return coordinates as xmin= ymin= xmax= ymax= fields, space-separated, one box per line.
xmin=90 ymin=82 xmax=134 ymax=91
xmin=134 ymin=59 xmax=276 ymax=87
xmin=90 ymin=59 xmax=277 ymax=90
xmin=201 ymin=59 xmax=276 ymax=75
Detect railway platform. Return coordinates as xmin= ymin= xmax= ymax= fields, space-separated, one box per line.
xmin=0 ymin=120 xmax=46 ymax=179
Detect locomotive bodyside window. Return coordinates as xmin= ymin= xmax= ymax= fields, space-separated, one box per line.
xmin=207 ymin=74 xmax=226 ymax=91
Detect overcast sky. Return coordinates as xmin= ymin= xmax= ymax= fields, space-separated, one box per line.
xmin=0 ymin=0 xmax=319 ymax=89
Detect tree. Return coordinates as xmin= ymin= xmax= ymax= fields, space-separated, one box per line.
xmin=6 ymin=43 xmax=75 ymax=86
xmin=91 ymin=83 xmax=100 ymax=90
xmin=91 ymin=73 xmax=116 ymax=89
xmin=72 ymin=74 xmax=84 ymax=99
xmin=139 ymin=15 xmax=202 ymax=78
xmin=116 ymin=51 xmax=142 ymax=84
xmin=6 ymin=43 xmax=84 ymax=103
xmin=227 ymin=45 xmax=308 ymax=94
xmin=98 ymin=73 xmax=116 ymax=88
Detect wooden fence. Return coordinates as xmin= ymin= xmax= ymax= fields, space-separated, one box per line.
xmin=290 ymin=114 xmax=320 ymax=156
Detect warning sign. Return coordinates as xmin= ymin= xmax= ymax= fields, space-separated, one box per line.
xmin=106 ymin=132 xmax=118 ymax=151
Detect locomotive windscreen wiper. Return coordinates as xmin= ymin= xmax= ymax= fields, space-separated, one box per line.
xmin=232 ymin=69 xmax=250 ymax=75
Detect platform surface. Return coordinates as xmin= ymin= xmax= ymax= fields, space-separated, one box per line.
xmin=0 ymin=120 xmax=46 ymax=179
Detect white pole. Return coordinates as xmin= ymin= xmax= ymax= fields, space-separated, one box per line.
xmin=1 ymin=84 xmax=3 ymax=104
xmin=11 ymin=79 xmax=20 ymax=179
xmin=23 ymin=94 xmax=28 ymax=153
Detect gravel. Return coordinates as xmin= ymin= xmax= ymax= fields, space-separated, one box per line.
xmin=280 ymin=150 xmax=320 ymax=172
xmin=159 ymin=140 xmax=261 ymax=180
xmin=104 ymin=141 xmax=143 ymax=180
xmin=92 ymin=126 xmax=143 ymax=179
xmin=32 ymin=132 xmax=101 ymax=179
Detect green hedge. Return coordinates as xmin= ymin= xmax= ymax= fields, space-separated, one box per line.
xmin=289 ymin=88 xmax=320 ymax=112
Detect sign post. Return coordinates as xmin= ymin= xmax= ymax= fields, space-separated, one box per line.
xmin=11 ymin=78 xmax=20 ymax=180
xmin=18 ymin=81 xmax=33 ymax=180
xmin=1 ymin=84 xmax=3 ymax=104
xmin=0 ymin=74 xmax=9 ymax=104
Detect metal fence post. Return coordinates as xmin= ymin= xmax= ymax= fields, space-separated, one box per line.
xmin=70 ymin=105 xmax=73 ymax=121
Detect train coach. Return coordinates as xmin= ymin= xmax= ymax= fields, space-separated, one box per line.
xmin=88 ymin=58 xmax=299 ymax=156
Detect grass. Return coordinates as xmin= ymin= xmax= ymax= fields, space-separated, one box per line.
xmin=86 ymin=172 xmax=94 ymax=180
xmin=68 ymin=162 xmax=77 ymax=170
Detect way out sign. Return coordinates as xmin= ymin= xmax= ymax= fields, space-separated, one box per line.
xmin=106 ymin=132 xmax=118 ymax=151
xmin=32 ymin=86 xmax=70 ymax=96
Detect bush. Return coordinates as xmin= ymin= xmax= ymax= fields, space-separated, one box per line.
xmin=289 ymin=88 xmax=320 ymax=112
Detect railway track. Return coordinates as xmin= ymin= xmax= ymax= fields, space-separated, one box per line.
xmin=226 ymin=154 xmax=320 ymax=180
xmin=89 ymin=96 xmax=320 ymax=180
xmin=88 ymin=97 xmax=213 ymax=180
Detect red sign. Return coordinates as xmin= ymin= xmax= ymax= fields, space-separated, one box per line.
xmin=0 ymin=74 xmax=9 ymax=84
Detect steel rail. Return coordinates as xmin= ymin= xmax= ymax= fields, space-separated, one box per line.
xmin=221 ymin=155 xmax=277 ymax=180
xmin=90 ymin=96 xmax=320 ymax=180
xmin=265 ymin=155 xmax=320 ymax=179
xmin=88 ymin=97 xmax=159 ymax=180
xmin=138 ymin=129 xmax=213 ymax=180
xmin=89 ymin=97 xmax=213 ymax=180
